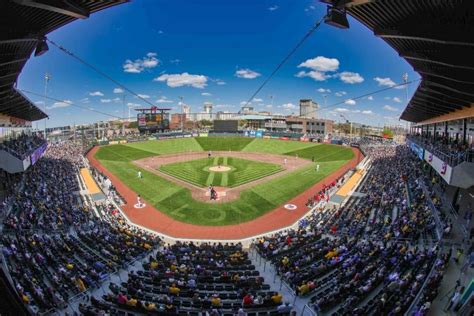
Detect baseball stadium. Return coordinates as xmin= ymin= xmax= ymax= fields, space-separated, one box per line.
xmin=0 ymin=1 xmax=474 ymax=316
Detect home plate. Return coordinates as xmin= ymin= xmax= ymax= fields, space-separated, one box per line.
xmin=284 ymin=204 xmax=297 ymax=210
xmin=205 ymin=186 xmax=227 ymax=200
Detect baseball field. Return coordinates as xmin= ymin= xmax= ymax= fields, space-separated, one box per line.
xmin=94 ymin=137 xmax=354 ymax=226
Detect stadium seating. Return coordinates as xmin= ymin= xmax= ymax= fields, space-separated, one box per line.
xmin=0 ymin=139 xmax=454 ymax=316
xmin=0 ymin=133 xmax=46 ymax=160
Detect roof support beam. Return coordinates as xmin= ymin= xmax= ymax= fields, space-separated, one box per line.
xmin=419 ymin=71 xmax=474 ymax=85
xmin=410 ymin=102 xmax=451 ymax=115
xmin=374 ymin=28 xmax=474 ymax=47
xmin=0 ymin=58 xmax=29 ymax=67
xmin=413 ymin=93 xmax=465 ymax=110
xmin=12 ymin=0 xmax=90 ymax=19
xmin=418 ymin=87 xmax=474 ymax=106
xmin=402 ymin=54 xmax=474 ymax=72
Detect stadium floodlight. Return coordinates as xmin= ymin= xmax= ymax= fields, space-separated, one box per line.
xmin=34 ymin=38 xmax=49 ymax=57
xmin=324 ymin=6 xmax=350 ymax=29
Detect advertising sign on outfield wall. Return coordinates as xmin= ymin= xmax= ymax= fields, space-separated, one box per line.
xmin=424 ymin=150 xmax=452 ymax=183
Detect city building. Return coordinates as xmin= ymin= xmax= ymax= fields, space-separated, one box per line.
xmin=299 ymin=99 xmax=319 ymax=119
xmin=204 ymin=102 xmax=213 ymax=114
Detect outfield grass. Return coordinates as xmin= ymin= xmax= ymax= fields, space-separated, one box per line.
xmin=125 ymin=138 xmax=202 ymax=155
xmin=159 ymin=156 xmax=282 ymax=188
xmin=242 ymin=138 xmax=317 ymax=154
xmin=286 ymin=144 xmax=355 ymax=162
xmin=195 ymin=137 xmax=255 ymax=151
xmin=95 ymin=138 xmax=354 ymax=225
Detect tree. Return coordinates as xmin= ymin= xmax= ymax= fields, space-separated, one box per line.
xmin=128 ymin=121 xmax=138 ymax=128
xmin=382 ymin=128 xmax=394 ymax=138
xmin=199 ymin=119 xmax=213 ymax=128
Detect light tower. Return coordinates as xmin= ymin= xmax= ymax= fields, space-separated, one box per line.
xmin=43 ymin=72 xmax=51 ymax=138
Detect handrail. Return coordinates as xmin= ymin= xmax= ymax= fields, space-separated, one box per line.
xmin=404 ymin=246 xmax=441 ymax=316
xmin=418 ymin=178 xmax=443 ymax=241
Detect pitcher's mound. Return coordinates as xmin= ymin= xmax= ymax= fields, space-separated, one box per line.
xmin=209 ymin=166 xmax=231 ymax=172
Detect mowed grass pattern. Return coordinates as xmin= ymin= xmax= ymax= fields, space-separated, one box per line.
xmin=195 ymin=137 xmax=254 ymax=151
xmin=160 ymin=157 xmax=282 ymax=188
xmin=243 ymin=138 xmax=317 ymax=154
xmin=95 ymin=138 xmax=355 ymax=225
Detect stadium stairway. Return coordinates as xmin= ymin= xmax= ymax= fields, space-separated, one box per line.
xmin=249 ymin=247 xmax=313 ymax=315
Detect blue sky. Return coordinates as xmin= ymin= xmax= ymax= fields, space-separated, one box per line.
xmin=19 ymin=0 xmax=419 ymax=128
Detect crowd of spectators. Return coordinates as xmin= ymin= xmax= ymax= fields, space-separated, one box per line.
xmin=86 ymin=242 xmax=290 ymax=315
xmin=407 ymin=134 xmax=473 ymax=165
xmin=0 ymin=132 xmax=46 ymax=160
xmin=0 ymin=141 xmax=160 ymax=314
xmin=254 ymin=142 xmax=446 ymax=315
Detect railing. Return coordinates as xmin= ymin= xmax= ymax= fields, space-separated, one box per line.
xmin=407 ymin=136 xmax=473 ymax=167
xmin=418 ymin=178 xmax=443 ymax=241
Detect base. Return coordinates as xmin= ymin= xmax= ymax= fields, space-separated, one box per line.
xmin=134 ymin=202 xmax=146 ymax=209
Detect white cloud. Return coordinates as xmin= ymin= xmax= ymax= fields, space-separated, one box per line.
xmin=268 ymin=5 xmax=279 ymax=11
xmin=344 ymin=99 xmax=356 ymax=105
xmin=240 ymin=101 xmax=251 ymax=106
xmin=298 ymin=56 xmax=339 ymax=72
xmin=113 ymin=97 xmax=121 ymax=103
xmin=295 ymin=70 xmax=329 ymax=81
xmin=335 ymin=91 xmax=347 ymax=97
xmin=215 ymin=79 xmax=226 ymax=85
xmin=235 ymin=68 xmax=261 ymax=79
xmin=393 ymin=97 xmax=402 ymax=103
xmin=47 ymin=99 xmax=72 ymax=109
xmin=156 ymin=96 xmax=173 ymax=104
xmin=127 ymin=102 xmax=142 ymax=108
xmin=123 ymin=52 xmax=160 ymax=73
xmin=154 ymin=72 xmax=208 ymax=88
xmin=339 ymin=71 xmax=364 ymax=84
xmin=266 ymin=104 xmax=273 ymax=108
xmin=113 ymin=88 xmax=124 ymax=94
xmin=305 ymin=5 xmax=316 ymax=12
xmin=79 ymin=98 xmax=90 ymax=104
xmin=101 ymin=99 xmax=112 ymax=103
xmin=253 ymin=98 xmax=263 ymax=102
xmin=335 ymin=107 xmax=350 ymax=112
xmin=367 ymin=96 xmax=374 ymax=101
xmin=35 ymin=101 xmax=45 ymax=105
xmin=201 ymin=92 xmax=212 ymax=96
xmin=137 ymin=94 xmax=150 ymax=99
xmin=317 ymin=88 xmax=331 ymax=93
xmin=374 ymin=77 xmax=396 ymax=87
xmin=383 ymin=105 xmax=398 ymax=112
xmin=89 ymin=91 xmax=104 ymax=97
xmin=170 ymin=59 xmax=180 ymax=64
xmin=362 ymin=110 xmax=374 ymax=115
xmin=281 ymin=103 xmax=296 ymax=110
xmin=384 ymin=97 xmax=391 ymax=100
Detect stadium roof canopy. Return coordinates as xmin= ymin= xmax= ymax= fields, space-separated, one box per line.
xmin=321 ymin=0 xmax=474 ymax=123
xmin=0 ymin=0 xmax=128 ymax=122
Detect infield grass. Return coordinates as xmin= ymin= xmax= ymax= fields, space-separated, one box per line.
xmin=95 ymin=138 xmax=355 ymax=225
xmin=159 ymin=156 xmax=282 ymax=188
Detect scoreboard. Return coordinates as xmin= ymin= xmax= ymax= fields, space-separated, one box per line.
xmin=137 ymin=112 xmax=169 ymax=132
xmin=214 ymin=120 xmax=238 ymax=132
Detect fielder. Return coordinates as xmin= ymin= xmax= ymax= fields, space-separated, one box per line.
xmin=316 ymin=164 xmax=320 ymax=172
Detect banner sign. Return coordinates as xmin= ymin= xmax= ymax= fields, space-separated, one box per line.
xmin=407 ymin=139 xmax=424 ymax=160
xmin=30 ymin=142 xmax=48 ymax=165
xmin=424 ymin=149 xmax=452 ymax=183
xmin=137 ymin=114 xmax=146 ymax=127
